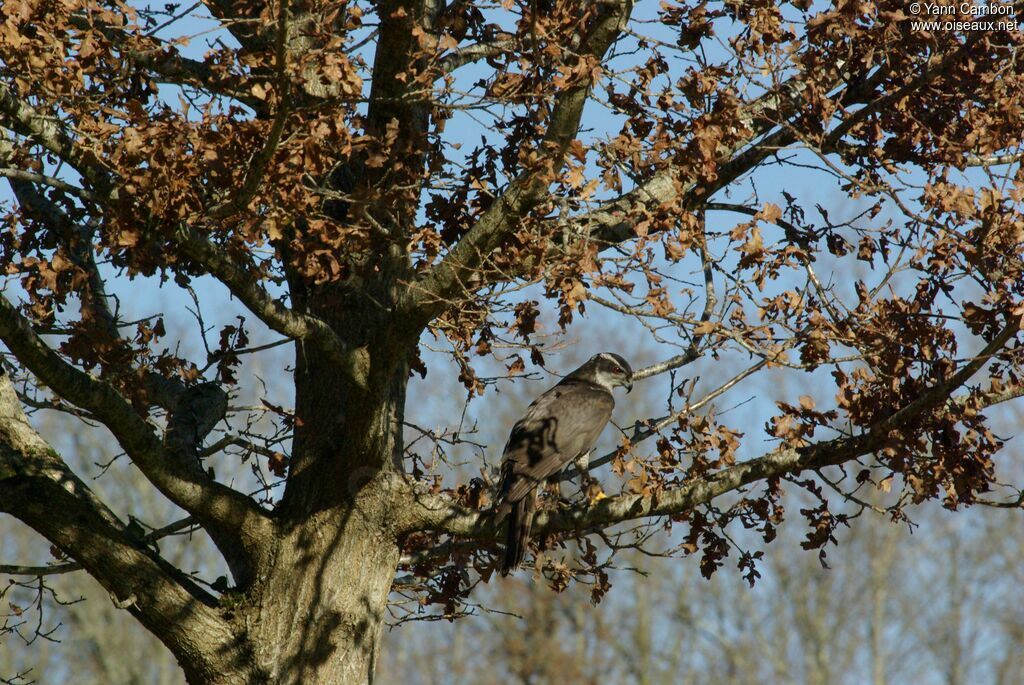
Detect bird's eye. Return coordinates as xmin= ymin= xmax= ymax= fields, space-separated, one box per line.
xmin=613 ymin=365 xmax=623 ymax=374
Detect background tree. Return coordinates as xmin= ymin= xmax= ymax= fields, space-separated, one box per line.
xmin=1 ymin=1 xmax=1024 ymax=683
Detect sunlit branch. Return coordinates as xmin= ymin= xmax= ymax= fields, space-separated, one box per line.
xmin=438 ymin=39 xmax=515 ymax=72
xmin=174 ymin=226 xmax=369 ymax=389
xmin=398 ymin=0 xmax=634 ymax=333
xmin=0 ymin=168 xmax=96 ymax=201
xmin=0 ymin=85 xmax=111 ymax=191
xmin=405 ymin=320 xmax=1021 ymax=538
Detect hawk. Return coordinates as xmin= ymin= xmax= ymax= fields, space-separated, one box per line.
xmin=493 ymin=353 xmax=633 ymax=575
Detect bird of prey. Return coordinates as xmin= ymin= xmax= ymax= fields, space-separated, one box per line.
xmin=493 ymin=352 xmax=633 ymax=575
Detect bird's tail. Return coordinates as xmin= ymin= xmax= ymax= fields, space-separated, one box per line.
xmin=501 ymin=489 xmax=535 ymax=576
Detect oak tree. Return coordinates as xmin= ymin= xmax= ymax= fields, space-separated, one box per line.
xmin=2 ymin=0 xmax=1024 ymax=683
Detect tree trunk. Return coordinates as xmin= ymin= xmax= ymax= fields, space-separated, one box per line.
xmin=228 ymin=359 xmax=406 ymax=682
xmin=166 ymin=276 xmax=411 ymax=683
xmin=243 ymin=487 xmax=402 ymax=685
xmin=171 ymin=489 xmax=402 ymax=685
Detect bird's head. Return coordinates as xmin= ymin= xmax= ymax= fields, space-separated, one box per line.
xmin=579 ymin=352 xmax=633 ymax=393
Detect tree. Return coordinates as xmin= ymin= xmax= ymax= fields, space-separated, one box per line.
xmin=1 ymin=0 xmax=1024 ymax=682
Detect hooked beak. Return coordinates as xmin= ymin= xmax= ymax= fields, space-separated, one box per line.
xmin=625 ymin=381 xmax=633 ymax=394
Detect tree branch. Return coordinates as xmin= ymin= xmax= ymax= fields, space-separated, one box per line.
xmin=0 ymin=562 xmax=82 ymax=576
xmin=1 ymin=515 xmax=198 ymax=577
xmin=396 ymin=0 xmax=634 ymax=332
xmin=401 ymin=320 xmax=1022 ymax=538
xmin=821 ymin=32 xmax=985 ymax=153
xmin=205 ymin=0 xmax=292 ymax=220
xmin=963 ymin=151 xmax=1024 ymax=168
xmin=198 ymin=0 xmax=269 ymax=55
xmin=0 ymin=91 xmax=368 ymax=392
xmin=0 ymin=168 xmax=96 ymax=201
xmin=0 ymin=370 xmax=249 ymax=681
xmin=175 ymin=226 xmax=369 ymax=390
xmin=438 ymin=38 xmax=515 ymax=72
xmin=0 ymin=294 xmax=269 ymax=585
xmin=64 ymin=13 xmax=265 ymax=108
xmin=573 ymin=47 xmax=1001 ymax=251
xmin=1 ymin=147 xmax=119 ymax=342
xmin=132 ymin=49 xmax=262 ymax=106
xmin=3 ymin=153 xmax=239 ymax=434
xmin=0 ymin=84 xmax=110 ymax=192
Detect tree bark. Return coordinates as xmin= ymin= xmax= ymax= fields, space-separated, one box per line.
xmin=238 ymin=272 xmax=409 ymax=683
xmin=242 ymin=481 xmax=403 ymax=685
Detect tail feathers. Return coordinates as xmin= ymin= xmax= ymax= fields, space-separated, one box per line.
xmin=493 ymin=463 xmax=515 ymax=525
xmin=500 ymin=491 xmax=536 ymax=576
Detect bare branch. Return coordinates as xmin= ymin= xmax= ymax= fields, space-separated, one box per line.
xmin=964 ymin=151 xmax=1024 ymax=167
xmin=438 ymin=39 xmax=515 ymax=72
xmin=0 ymin=562 xmax=82 ymax=577
xmin=0 ymin=168 xmax=96 ymax=201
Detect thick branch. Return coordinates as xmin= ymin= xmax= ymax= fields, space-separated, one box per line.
xmin=0 ymin=371 xmax=250 ymax=681
xmin=0 ymin=84 xmax=110 ymax=192
xmin=0 ymin=294 xmax=268 ymax=583
xmin=175 ymin=226 xmax=369 ymax=389
xmin=2 ymin=516 xmax=198 ymax=577
xmin=438 ymin=38 xmax=515 ymax=72
xmin=396 ymin=0 xmax=633 ymax=331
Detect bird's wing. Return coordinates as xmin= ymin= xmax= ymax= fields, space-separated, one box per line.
xmin=499 ymin=379 xmax=614 ymax=504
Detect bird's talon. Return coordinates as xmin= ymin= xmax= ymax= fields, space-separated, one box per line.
xmin=584 ymin=479 xmax=607 ymax=504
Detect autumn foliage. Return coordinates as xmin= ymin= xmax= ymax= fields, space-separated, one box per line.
xmin=1 ymin=0 xmax=1024 ymax=682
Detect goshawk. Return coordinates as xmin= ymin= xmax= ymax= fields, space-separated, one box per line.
xmin=493 ymin=353 xmax=633 ymax=574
